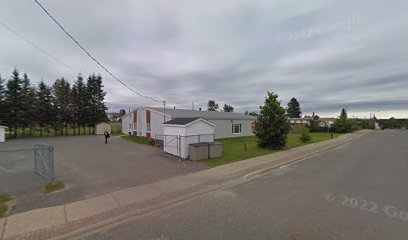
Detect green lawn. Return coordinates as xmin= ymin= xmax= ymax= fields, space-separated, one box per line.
xmin=122 ymin=135 xmax=152 ymax=145
xmin=0 ymin=194 xmax=10 ymax=218
xmin=110 ymin=122 xmax=122 ymax=135
xmin=202 ymin=133 xmax=343 ymax=167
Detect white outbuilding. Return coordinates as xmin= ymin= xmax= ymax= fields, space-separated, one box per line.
xmin=94 ymin=122 xmax=111 ymax=135
xmin=162 ymin=118 xmax=215 ymax=159
xmin=0 ymin=126 xmax=7 ymax=143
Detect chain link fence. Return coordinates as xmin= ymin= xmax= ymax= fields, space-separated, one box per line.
xmin=0 ymin=143 xmax=55 ymax=195
xmin=162 ymin=134 xmax=215 ymax=158
xmin=34 ymin=143 xmax=55 ymax=183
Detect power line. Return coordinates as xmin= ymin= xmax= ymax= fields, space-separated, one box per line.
xmin=32 ymin=0 xmax=163 ymax=104
xmin=0 ymin=20 xmax=75 ymax=72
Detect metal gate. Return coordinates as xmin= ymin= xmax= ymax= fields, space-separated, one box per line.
xmin=163 ymin=135 xmax=180 ymax=157
xmin=34 ymin=143 xmax=55 ymax=183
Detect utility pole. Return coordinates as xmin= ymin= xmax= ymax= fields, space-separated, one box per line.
xmin=163 ymin=100 xmax=166 ymax=122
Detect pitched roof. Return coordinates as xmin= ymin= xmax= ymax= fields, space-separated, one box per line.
xmin=147 ymin=107 xmax=256 ymax=120
xmin=163 ymin=118 xmax=216 ymax=127
xmin=163 ymin=118 xmax=199 ymax=125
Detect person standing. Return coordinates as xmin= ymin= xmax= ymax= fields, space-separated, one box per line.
xmin=104 ymin=130 xmax=110 ymax=144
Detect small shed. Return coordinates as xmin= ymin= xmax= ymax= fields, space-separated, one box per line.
xmin=162 ymin=118 xmax=215 ymax=158
xmin=0 ymin=126 xmax=7 ymax=143
xmin=94 ymin=122 xmax=112 ymax=135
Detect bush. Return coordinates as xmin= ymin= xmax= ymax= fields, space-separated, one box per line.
xmin=332 ymin=119 xmax=356 ymax=133
xmin=309 ymin=126 xmax=330 ymax=133
xmin=299 ymin=127 xmax=312 ymax=143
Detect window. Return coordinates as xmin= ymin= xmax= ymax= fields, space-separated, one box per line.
xmin=146 ymin=123 xmax=151 ymax=131
xmin=232 ymin=124 xmax=242 ymax=134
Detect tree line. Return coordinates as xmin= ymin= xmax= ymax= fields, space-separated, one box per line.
xmin=0 ymin=69 xmax=108 ymax=138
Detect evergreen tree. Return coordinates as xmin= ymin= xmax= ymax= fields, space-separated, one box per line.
xmin=86 ymin=74 xmax=107 ymax=128
xmin=244 ymin=110 xmax=249 ymax=115
xmin=332 ymin=108 xmax=355 ymax=133
xmin=255 ymin=91 xmax=290 ymax=149
xmin=286 ymin=97 xmax=302 ymax=118
xmin=207 ymin=100 xmax=219 ymax=111
xmin=5 ymin=69 xmax=23 ymax=138
xmin=36 ymin=81 xmax=54 ymax=136
xmin=249 ymin=112 xmax=259 ymax=117
xmin=0 ymin=75 xmax=6 ymax=125
xmin=339 ymin=108 xmax=348 ymax=120
xmin=21 ymin=73 xmax=36 ymax=137
xmin=223 ymin=103 xmax=234 ymax=112
xmin=52 ymin=78 xmax=73 ymax=135
xmin=309 ymin=112 xmax=320 ymax=128
xmin=72 ymin=74 xmax=87 ymax=134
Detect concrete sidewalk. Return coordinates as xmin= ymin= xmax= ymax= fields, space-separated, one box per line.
xmin=0 ymin=130 xmax=372 ymax=240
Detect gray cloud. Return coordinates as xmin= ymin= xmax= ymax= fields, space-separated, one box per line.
xmin=0 ymin=0 xmax=407 ymax=118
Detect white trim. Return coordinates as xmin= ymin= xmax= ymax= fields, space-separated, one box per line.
xmin=232 ymin=123 xmax=242 ymax=134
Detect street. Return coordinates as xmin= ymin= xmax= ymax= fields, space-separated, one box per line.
xmin=80 ymin=130 xmax=408 ymax=240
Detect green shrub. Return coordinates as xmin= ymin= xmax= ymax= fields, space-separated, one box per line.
xmin=299 ymin=127 xmax=312 ymax=143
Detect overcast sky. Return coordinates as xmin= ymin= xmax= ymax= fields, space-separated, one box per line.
xmin=0 ymin=0 xmax=407 ymax=118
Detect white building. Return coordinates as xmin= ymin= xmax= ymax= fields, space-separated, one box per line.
xmin=0 ymin=126 xmax=7 ymax=143
xmin=121 ymin=107 xmax=256 ymax=139
xmin=162 ymin=118 xmax=215 ymax=158
xmin=288 ymin=117 xmax=312 ymax=125
xmin=94 ymin=122 xmax=112 ymax=135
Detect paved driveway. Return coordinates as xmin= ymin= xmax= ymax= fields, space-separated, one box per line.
xmin=0 ymin=135 xmax=208 ymax=213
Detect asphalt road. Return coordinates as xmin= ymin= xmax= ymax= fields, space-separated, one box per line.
xmin=81 ymin=130 xmax=408 ymax=240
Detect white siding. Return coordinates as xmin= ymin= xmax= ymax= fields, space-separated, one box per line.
xmin=0 ymin=127 xmax=5 ymax=143
xmin=150 ymin=111 xmax=168 ymax=140
xmin=123 ymin=108 xmax=254 ymax=140
xmin=208 ymin=119 xmax=254 ymax=139
xmin=121 ymin=112 xmax=134 ymax=134
xmin=163 ymin=125 xmax=186 ymax=136
xmin=185 ymin=121 xmax=214 ymax=135
xmin=163 ymin=120 xmax=215 ymax=159
xmin=131 ymin=108 xmax=171 ymax=138
xmin=163 ymin=126 xmax=184 ymax=157
xmin=95 ymin=123 xmax=111 ymax=135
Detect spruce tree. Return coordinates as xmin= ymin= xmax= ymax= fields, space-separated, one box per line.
xmin=256 ymin=91 xmax=290 ymax=149
xmin=36 ymin=81 xmax=54 ymax=136
xmin=86 ymin=74 xmax=107 ymax=128
xmin=332 ymin=108 xmax=355 ymax=133
xmin=72 ymin=74 xmax=87 ymax=134
xmin=52 ymin=78 xmax=72 ymax=135
xmin=0 ymin=75 xmax=6 ymax=125
xmin=339 ymin=108 xmax=348 ymax=120
xmin=21 ymin=73 xmax=36 ymax=137
xmin=286 ymin=97 xmax=302 ymax=118
xmin=5 ymin=69 xmax=23 ymax=138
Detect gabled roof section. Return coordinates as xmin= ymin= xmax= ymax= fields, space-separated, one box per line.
xmin=163 ymin=118 xmax=199 ymax=125
xmin=147 ymin=107 xmax=256 ymax=120
xmin=163 ymin=118 xmax=216 ymax=127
